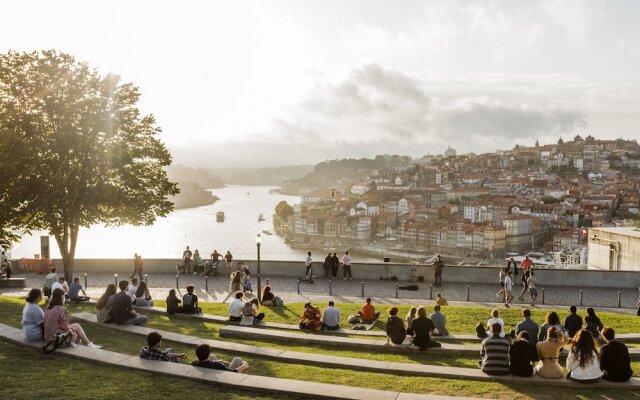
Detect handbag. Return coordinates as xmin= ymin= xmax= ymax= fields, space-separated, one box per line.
xmin=42 ymin=331 xmax=73 ymax=354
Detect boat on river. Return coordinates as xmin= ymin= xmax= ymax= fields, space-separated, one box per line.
xmin=216 ymin=211 xmax=225 ymax=222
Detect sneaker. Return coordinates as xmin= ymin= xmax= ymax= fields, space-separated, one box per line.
xmin=87 ymin=342 xmax=102 ymax=349
xmin=505 ymin=304 xmax=510 ymax=308
xmin=235 ymin=362 xmax=250 ymax=373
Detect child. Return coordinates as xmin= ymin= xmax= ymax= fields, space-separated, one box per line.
xmin=191 ymin=343 xmax=249 ymax=373
xmin=139 ymin=331 xmax=187 ymax=362
xmin=166 ymin=289 xmax=182 ymax=315
xmin=182 ymin=285 xmax=201 ymax=315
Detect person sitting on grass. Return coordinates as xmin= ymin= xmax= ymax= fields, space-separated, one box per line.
xmin=429 ymin=305 xmax=449 ymax=336
xmin=127 ymin=278 xmax=139 ymax=301
xmin=240 ymin=298 xmax=265 ymax=326
xmin=538 ymin=311 xmax=564 ymax=342
xmin=410 ymin=306 xmax=438 ymax=351
xmin=385 ymin=307 xmax=407 ymax=345
xmin=139 ymin=331 xmax=187 ymax=362
xmin=69 ymin=276 xmax=90 ymax=303
xmin=600 ymin=327 xmax=633 ymax=382
xmin=584 ymin=308 xmax=604 ymax=339
xmin=566 ymin=329 xmax=602 ymax=383
xmin=321 ymin=301 xmax=340 ymax=331
xmin=435 ymin=293 xmax=448 ymax=306
xmin=406 ymin=306 xmax=417 ymax=336
xmin=166 ymin=289 xmax=182 ymax=315
xmin=478 ymin=322 xmax=510 ymax=376
xmin=509 ymin=331 xmax=539 ymax=377
xmin=44 ymin=288 xmax=101 ymax=349
xmin=191 ymin=344 xmax=249 ymax=373
xmin=182 ymin=285 xmax=201 ymax=315
xmin=96 ymin=284 xmax=117 ymax=323
xmin=261 ymin=285 xmax=275 ymax=306
xmin=51 ymin=277 xmax=69 ymax=299
xmin=110 ymin=280 xmax=149 ymax=326
xmin=355 ymin=298 xmax=380 ymax=323
xmin=515 ymin=309 xmax=539 ymax=345
xmin=534 ymin=326 xmax=569 ymax=379
xmin=22 ymin=288 xmax=44 ymax=341
xmin=486 ymin=309 xmax=505 ymax=338
xmin=299 ymin=302 xmax=322 ymax=331
xmin=134 ymin=281 xmax=153 ymax=307
xmin=228 ymin=291 xmax=244 ymax=322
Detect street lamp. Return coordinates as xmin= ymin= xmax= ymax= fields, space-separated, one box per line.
xmin=256 ymin=233 xmax=263 ymax=302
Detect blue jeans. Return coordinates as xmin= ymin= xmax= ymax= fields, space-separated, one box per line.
xmin=124 ymin=315 xmax=149 ymax=326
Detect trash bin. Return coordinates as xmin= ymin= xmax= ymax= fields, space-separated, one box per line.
xmin=383 ymin=257 xmax=391 ymax=263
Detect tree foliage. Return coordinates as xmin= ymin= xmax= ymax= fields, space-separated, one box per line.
xmin=275 ymin=201 xmax=294 ymax=220
xmin=0 ymin=50 xmax=178 ymax=280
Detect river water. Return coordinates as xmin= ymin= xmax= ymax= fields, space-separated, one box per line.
xmin=10 ymin=185 xmax=381 ymax=262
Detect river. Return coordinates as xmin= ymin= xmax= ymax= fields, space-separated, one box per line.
xmin=9 ymin=185 xmax=381 ymax=262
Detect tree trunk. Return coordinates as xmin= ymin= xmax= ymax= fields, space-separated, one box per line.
xmin=53 ymin=222 xmax=78 ymax=283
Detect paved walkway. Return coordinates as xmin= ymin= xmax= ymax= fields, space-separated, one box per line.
xmin=2 ymin=272 xmax=638 ymax=313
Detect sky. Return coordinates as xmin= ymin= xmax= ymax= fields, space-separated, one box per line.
xmin=2 ymin=0 xmax=640 ymax=167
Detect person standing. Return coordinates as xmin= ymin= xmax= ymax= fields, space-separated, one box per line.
xmin=342 ymin=251 xmax=353 ymax=280
xmin=182 ymin=246 xmax=193 ymax=275
xmin=323 ymin=253 xmax=332 ymax=278
xmin=504 ymin=271 xmax=514 ymax=308
xmin=506 ymin=257 xmax=518 ymax=276
xmin=305 ymin=251 xmax=313 ymax=277
xmin=527 ymin=271 xmax=538 ymax=305
xmin=496 ymin=267 xmax=507 ymax=298
xmin=433 ymin=255 xmax=444 ymax=287
xmin=519 ymin=269 xmax=531 ymax=300
xmin=130 ymin=253 xmax=139 ymax=279
xmin=330 ymin=252 xmax=340 ymax=279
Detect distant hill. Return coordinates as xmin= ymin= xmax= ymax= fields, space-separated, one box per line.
xmin=166 ymin=165 xmax=225 ymax=189
xmin=212 ymin=165 xmax=314 ymax=185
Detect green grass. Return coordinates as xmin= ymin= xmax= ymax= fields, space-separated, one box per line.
xmin=2 ymin=297 xmax=640 ymax=399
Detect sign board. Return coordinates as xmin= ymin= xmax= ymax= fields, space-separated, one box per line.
xmin=40 ymin=236 xmax=50 ymax=260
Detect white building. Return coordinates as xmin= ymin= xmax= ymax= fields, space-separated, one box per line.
xmin=356 ymin=218 xmax=372 ymax=240
xmin=587 ymin=227 xmax=640 ymax=271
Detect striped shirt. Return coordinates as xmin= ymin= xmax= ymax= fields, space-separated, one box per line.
xmin=480 ymin=335 xmax=510 ymax=375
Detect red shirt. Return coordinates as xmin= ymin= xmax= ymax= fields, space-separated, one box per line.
xmin=362 ymin=303 xmax=375 ymax=321
xmin=521 ymin=259 xmax=533 ymax=271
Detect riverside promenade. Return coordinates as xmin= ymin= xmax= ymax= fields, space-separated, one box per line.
xmin=2 ymin=271 xmax=639 ymax=313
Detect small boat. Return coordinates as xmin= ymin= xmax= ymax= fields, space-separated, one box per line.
xmin=262 ymin=230 xmax=272 ymax=235
xmin=257 ymin=213 xmax=265 ymax=222
xmin=216 ymin=211 xmax=225 ymax=222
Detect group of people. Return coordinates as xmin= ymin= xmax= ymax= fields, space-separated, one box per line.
xmin=498 ymin=256 xmax=537 ymax=307
xmin=42 ymin=268 xmax=91 ymax=303
xmin=318 ymin=251 xmax=353 ymax=280
xmin=476 ymin=306 xmax=632 ymax=383
xmin=221 ymin=266 xmax=253 ymax=303
xmin=180 ymin=246 xmax=234 ymax=276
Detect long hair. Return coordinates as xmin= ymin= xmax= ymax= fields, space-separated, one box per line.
xmin=261 ymin=285 xmax=271 ymax=299
xmin=249 ymin=298 xmax=259 ymax=311
xmin=47 ymin=288 xmax=65 ymax=309
xmin=26 ymin=288 xmax=42 ymax=304
xmin=96 ymin=284 xmax=117 ymax=310
xmin=231 ymin=271 xmax=240 ymax=283
xmin=545 ymin=311 xmax=560 ymax=325
xmin=135 ymin=281 xmax=148 ymax=298
xmin=571 ymin=329 xmax=599 ymax=368
xmin=406 ymin=306 xmax=417 ymax=319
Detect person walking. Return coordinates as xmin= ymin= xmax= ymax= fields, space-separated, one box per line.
xmin=342 ymin=251 xmax=353 ymax=280
xmin=506 ymin=257 xmax=518 ymax=277
xmin=527 ymin=271 xmax=538 ymax=305
xmin=496 ymin=267 xmax=507 ymax=298
xmin=433 ymin=255 xmax=444 ymax=287
xmin=330 ymin=252 xmax=340 ymax=279
xmin=222 ymin=271 xmax=242 ymax=304
xmin=130 ymin=253 xmax=139 ymax=279
xmin=305 ymin=251 xmax=313 ymax=277
xmin=504 ymin=271 xmax=514 ymax=308
xmin=519 ymin=269 xmax=531 ymax=300
xmin=182 ymin=246 xmax=193 ymax=275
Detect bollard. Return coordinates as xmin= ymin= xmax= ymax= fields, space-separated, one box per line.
xmin=541 ymin=288 xmax=545 ymax=305
xmin=114 ymin=274 xmax=118 ymax=286
xmin=466 ymin=285 xmax=470 ymax=302
xmin=361 ymin=282 xmax=365 ymax=297
xmin=329 ymin=279 xmax=333 ymax=296
xmin=84 ymin=274 xmax=87 ymax=289
xmin=266 ymin=279 xmax=270 ymax=286
xmin=205 ymin=275 xmax=208 ymax=291
xmin=579 ymin=290 xmax=583 ymax=306
xmin=145 ymin=274 xmax=148 ymax=284
xmin=429 ymin=285 xmax=433 ymax=300
xmin=395 ymin=282 xmax=399 ymax=299
xmin=297 ymin=279 xmax=301 ymax=294
xmin=176 ymin=275 xmax=179 ymax=290
xmin=618 ymin=291 xmax=622 ymax=308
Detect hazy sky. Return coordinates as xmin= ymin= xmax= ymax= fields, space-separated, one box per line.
xmin=3 ymin=0 xmax=640 ymax=166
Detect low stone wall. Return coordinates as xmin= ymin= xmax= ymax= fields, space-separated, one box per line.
xmin=15 ymin=258 xmax=640 ymax=289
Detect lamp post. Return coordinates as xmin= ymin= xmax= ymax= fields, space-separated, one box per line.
xmin=256 ymin=233 xmax=263 ymax=303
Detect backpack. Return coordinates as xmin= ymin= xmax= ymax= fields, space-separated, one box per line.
xmin=273 ymin=296 xmax=284 ymax=306
xmin=475 ymin=322 xmax=488 ymax=338
xmin=42 ymin=331 xmax=73 ymax=354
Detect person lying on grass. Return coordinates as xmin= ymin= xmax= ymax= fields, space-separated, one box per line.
xmin=140 ymin=331 xmax=187 ymax=363
xmin=191 ymin=344 xmax=249 ymax=373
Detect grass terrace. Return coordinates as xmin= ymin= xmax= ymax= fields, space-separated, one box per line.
xmin=1 ymin=297 xmax=640 ymax=399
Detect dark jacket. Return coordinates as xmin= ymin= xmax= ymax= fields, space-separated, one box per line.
xmin=192 ymin=359 xmax=234 ymax=371
xmin=385 ymin=316 xmax=406 ymax=345
xmin=564 ymin=314 xmax=582 ymax=339
xmin=509 ymin=339 xmax=539 ymax=377
xmin=601 ymin=340 xmax=633 ymax=382
xmin=411 ymin=316 xmax=435 ymax=349
xmin=110 ymin=292 xmax=135 ymax=324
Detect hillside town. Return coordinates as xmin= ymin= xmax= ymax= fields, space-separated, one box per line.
xmin=277 ymin=136 xmax=640 ymax=263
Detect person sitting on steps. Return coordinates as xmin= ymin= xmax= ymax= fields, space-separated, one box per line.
xmin=228 ymin=291 xmax=245 ymax=322
xmin=239 ymin=298 xmax=265 ymax=326
xmin=139 ymin=331 xmax=187 ymax=362
xmin=321 ymin=301 xmax=341 ymax=331
xmin=410 ymin=306 xmax=439 ymax=351
xmin=385 ymin=307 xmax=407 ymax=345
xmin=435 ymin=293 xmax=448 ymax=306
xmin=191 ymin=343 xmax=249 ymax=373
xmin=182 ymin=285 xmax=201 ymax=315
xmin=355 ymin=298 xmax=380 ymax=323
xmin=166 ymin=289 xmax=182 ymax=315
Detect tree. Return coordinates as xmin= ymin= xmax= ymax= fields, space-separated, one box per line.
xmin=275 ymin=201 xmax=294 ymax=220
xmin=0 ymin=51 xmax=178 ymax=281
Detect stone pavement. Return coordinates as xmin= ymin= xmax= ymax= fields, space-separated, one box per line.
xmin=1 ymin=272 xmax=638 ymax=313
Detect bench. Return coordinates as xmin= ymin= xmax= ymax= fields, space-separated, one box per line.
xmin=69 ymin=313 xmax=640 ymax=389
xmin=0 ymin=322 xmax=483 ymax=400
xmin=0 ymin=278 xmax=26 ymax=288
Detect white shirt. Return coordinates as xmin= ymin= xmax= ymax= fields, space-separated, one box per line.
xmin=229 ymin=298 xmax=244 ymax=318
xmin=566 ymin=350 xmax=602 ymax=381
xmin=51 ymin=282 xmax=66 ymax=293
xmin=342 ymin=255 xmax=352 ymax=265
xmin=240 ymin=303 xmax=258 ymax=326
xmin=305 ymin=255 xmax=312 ymax=266
xmin=527 ymin=276 xmax=537 ymax=289
xmin=504 ymin=276 xmax=513 ymax=291
xmin=499 ymin=270 xmax=506 ymax=283
xmin=127 ymin=284 xmax=138 ymax=298
xmin=487 ymin=317 xmax=505 ymax=338
xmin=322 ymin=306 xmax=340 ymax=327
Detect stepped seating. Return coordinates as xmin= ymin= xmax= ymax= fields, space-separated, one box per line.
xmin=0 ymin=278 xmax=26 ymax=288
xmin=70 ymin=312 xmax=640 ymax=389
xmin=0 ymin=322 xmax=482 ymax=400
